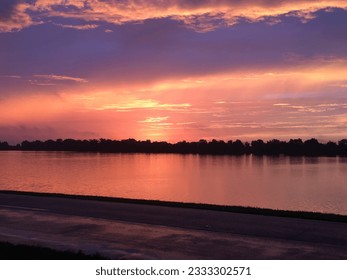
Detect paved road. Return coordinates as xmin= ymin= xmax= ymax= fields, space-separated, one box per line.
xmin=0 ymin=193 xmax=346 ymax=259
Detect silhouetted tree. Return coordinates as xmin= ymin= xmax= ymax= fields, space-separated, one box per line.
xmin=232 ymin=140 xmax=245 ymax=155
xmin=251 ymin=139 xmax=266 ymax=155
xmin=0 ymin=141 xmax=10 ymax=150
xmin=338 ymin=139 xmax=347 ymax=156
xmin=266 ymin=139 xmax=284 ymax=155
xmin=304 ymin=138 xmax=322 ymax=156
xmin=287 ymin=138 xmax=304 ymax=155
xmin=1 ymin=137 xmax=347 ymax=156
xmin=325 ymin=141 xmax=338 ymax=156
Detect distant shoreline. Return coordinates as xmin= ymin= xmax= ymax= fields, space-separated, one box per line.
xmin=1 ymin=138 xmax=347 ymax=156
xmin=1 ymin=190 xmax=346 ymax=223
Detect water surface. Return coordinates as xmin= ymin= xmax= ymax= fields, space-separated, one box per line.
xmin=0 ymin=151 xmax=346 ymax=214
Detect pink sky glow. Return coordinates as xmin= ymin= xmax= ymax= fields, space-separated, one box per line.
xmin=1 ymin=1 xmax=347 ymax=143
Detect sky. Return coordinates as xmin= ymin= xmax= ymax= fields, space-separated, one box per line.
xmin=1 ymin=0 xmax=347 ymax=144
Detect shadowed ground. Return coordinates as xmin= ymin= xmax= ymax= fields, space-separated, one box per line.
xmin=0 ymin=192 xmax=346 ymax=259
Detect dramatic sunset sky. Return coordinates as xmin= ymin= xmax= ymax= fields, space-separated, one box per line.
xmin=1 ymin=0 xmax=347 ymax=144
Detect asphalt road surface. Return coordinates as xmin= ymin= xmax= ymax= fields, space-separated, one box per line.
xmin=0 ymin=192 xmax=346 ymax=259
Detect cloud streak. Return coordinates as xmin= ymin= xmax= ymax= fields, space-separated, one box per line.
xmin=33 ymin=74 xmax=88 ymax=83
xmin=0 ymin=75 xmax=21 ymax=79
xmin=54 ymin=23 xmax=99 ymax=30
xmin=94 ymin=99 xmax=190 ymax=112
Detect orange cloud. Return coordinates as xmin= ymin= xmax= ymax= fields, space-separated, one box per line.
xmin=59 ymin=58 xmax=347 ymax=115
xmin=119 ymin=59 xmax=347 ymax=101
xmin=2 ymin=0 xmax=347 ymax=32
xmin=0 ymin=1 xmax=33 ymax=32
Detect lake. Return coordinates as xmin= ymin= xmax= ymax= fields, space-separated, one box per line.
xmin=0 ymin=151 xmax=346 ymax=215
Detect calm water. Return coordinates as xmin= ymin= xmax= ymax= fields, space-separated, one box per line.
xmin=0 ymin=151 xmax=346 ymax=215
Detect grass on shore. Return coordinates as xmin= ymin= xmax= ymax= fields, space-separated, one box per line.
xmin=1 ymin=190 xmax=346 ymax=223
xmin=0 ymin=242 xmax=107 ymax=260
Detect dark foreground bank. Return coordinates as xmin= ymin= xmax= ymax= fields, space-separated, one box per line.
xmin=1 ymin=191 xmax=347 ymax=259
xmin=0 ymin=242 xmax=107 ymax=260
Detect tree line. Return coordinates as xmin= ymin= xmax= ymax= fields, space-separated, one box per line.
xmin=1 ymin=138 xmax=347 ymax=156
